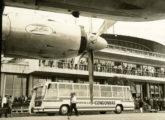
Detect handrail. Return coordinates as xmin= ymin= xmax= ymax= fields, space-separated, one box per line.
xmin=1 ymin=62 xmax=29 ymax=66
xmin=107 ymin=44 xmax=165 ymax=58
xmin=40 ymin=62 xmax=165 ymax=78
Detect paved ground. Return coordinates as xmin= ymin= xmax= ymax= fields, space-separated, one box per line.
xmin=0 ymin=113 xmax=165 ymax=120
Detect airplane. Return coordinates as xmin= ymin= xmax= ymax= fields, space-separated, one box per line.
xmin=2 ymin=0 xmax=165 ymax=104
xmin=2 ymin=10 xmax=112 ymax=103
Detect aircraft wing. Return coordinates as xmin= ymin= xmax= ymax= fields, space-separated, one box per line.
xmin=4 ymin=0 xmax=165 ymax=21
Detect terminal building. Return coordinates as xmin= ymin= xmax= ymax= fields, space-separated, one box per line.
xmin=1 ymin=34 xmax=165 ymax=105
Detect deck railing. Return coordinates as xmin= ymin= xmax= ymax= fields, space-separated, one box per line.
xmin=41 ymin=62 xmax=165 ymax=78
xmin=107 ymin=44 xmax=165 ymax=58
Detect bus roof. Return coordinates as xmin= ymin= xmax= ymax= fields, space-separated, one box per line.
xmin=33 ymin=82 xmax=130 ymax=89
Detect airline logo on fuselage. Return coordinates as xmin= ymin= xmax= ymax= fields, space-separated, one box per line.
xmin=26 ymin=24 xmax=53 ymax=35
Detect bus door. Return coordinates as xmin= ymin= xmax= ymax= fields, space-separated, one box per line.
xmin=29 ymin=89 xmax=37 ymax=114
xmin=29 ymin=86 xmax=46 ymax=112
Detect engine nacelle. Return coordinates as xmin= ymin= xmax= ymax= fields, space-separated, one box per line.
xmin=2 ymin=13 xmax=84 ymax=59
xmin=2 ymin=12 xmax=107 ymax=60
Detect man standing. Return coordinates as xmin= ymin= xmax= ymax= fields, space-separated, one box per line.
xmin=139 ymin=99 xmax=144 ymax=113
xmin=2 ymin=95 xmax=8 ymax=117
xmin=69 ymin=92 xmax=79 ymax=116
xmin=8 ymin=96 xmax=13 ymax=117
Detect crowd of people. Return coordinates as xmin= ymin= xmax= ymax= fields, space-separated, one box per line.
xmin=0 ymin=95 xmax=31 ymax=117
xmin=39 ymin=58 xmax=165 ymax=78
xmin=12 ymin=96 xmax=31 ymax=108
xmin=134 ymin=97 xmax=165 ymax=112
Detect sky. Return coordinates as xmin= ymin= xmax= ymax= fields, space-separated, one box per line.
xmin=3 ymin=6 xmax=165 ymax=46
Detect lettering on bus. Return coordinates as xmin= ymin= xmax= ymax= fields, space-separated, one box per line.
xmin=77 ymin=101 xmax=115 ymax=105
xmin=94 ymin=101 xmax=115 ymax=105
xmin=77 ymin=102 xmax=91 ymax=104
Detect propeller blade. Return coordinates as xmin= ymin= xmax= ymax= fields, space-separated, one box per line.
xmin=95 ymin=20 xmax=116 ymax=38
xmin=73 ymin=52 xmax=87 ymax=66
xmin=88 ymin=17 xmax=93 ymax=34
xmin=88 ymin=50 xmax=94 ymax=104
xmin=79 ymin=52 xmax=87 ymax=61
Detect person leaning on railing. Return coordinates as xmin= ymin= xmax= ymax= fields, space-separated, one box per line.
xmin=41 ymin=57 xmax=165 ymax=79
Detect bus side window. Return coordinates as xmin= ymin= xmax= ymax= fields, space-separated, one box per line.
xmin=45 ymin=84 xmax=58 ymax=99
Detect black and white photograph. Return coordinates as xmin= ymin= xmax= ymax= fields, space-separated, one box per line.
xmin=1 ymin=0 xmax=165 ymax=120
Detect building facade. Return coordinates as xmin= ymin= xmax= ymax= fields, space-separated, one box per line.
xmin=1 ymin=34 xmax=165 ymax=107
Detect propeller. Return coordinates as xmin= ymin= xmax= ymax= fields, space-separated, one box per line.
xmin=95 ymin=20 xmax=116 ymax=39
xmin=74 ymin=18 xmax=116 ymax=104
xmin=86 ymin=19 xmax=116 ymax=104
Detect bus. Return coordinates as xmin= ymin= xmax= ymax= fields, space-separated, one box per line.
xmin=29 ymin=82 xmax=134 ymax=115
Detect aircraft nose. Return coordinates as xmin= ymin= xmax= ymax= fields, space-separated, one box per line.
xmin=95 ymin=37 xmax=108 ymax=51
xmin=86 ymin=34 xmax=108 ymax=51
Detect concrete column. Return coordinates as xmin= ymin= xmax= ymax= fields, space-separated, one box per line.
xmin=28 ymin=75 xmax=33 ymax=97
xmin=1 ymin=73 xmax=6 ymax=97
xmin=146 ymin=83 xmax=150 ymax=99
xmin=158 ymin=85 xmax=161 ymax=98
xmin=140 ymin=84 xmax=143 ymax=99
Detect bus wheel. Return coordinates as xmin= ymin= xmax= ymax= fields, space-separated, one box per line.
xmin=115 ymin=105 xmax=122 ymax=114
xmin=60 ymin=105 xmax=70 ymax=115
